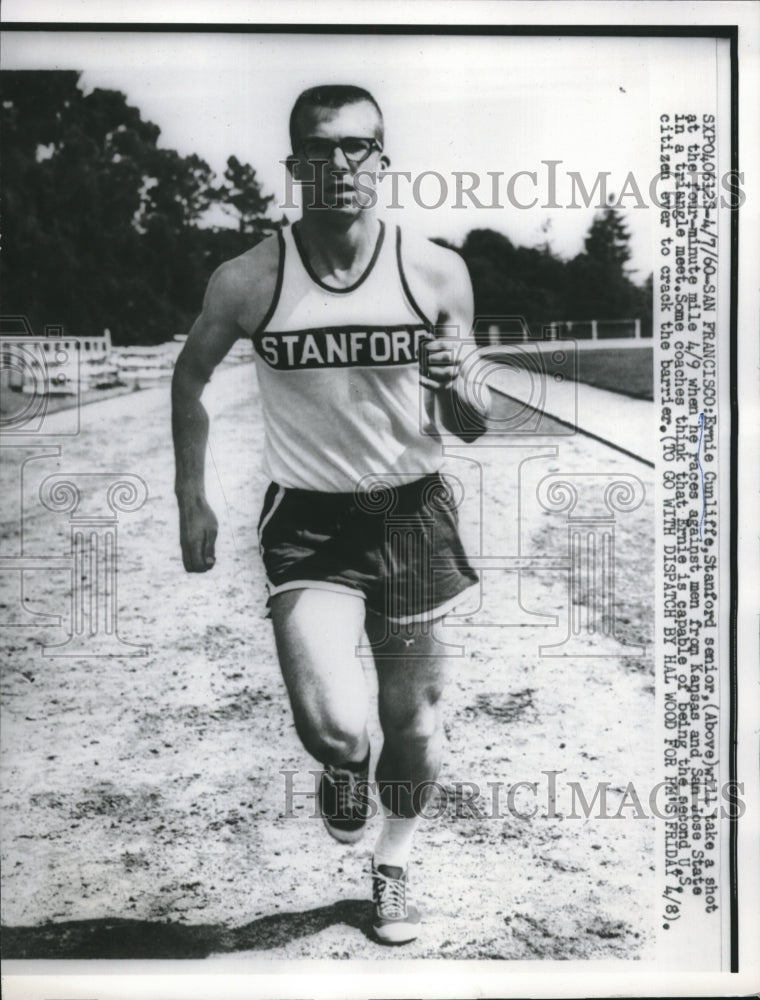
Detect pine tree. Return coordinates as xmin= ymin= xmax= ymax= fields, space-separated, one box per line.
xmin=583 ymin=201 xmax=632 ymax=269
xmin=219 ymin=155 xmax=276 ymax=237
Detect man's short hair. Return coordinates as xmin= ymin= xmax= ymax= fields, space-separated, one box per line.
xmin=290 ymin=85 xmax=384 ymax=150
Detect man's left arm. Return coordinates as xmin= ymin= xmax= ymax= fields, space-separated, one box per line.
xmin=420 ymin=251 xmax=491 ymax=443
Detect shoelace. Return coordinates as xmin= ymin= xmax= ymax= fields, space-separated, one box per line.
xmin=325 ymin=765 xmax=362 ymax=813
xmin=373 ymin=869 xmax=407 ymax=919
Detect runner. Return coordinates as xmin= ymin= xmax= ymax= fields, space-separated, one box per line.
xmin=171 ymin=84 xmax=491 ymax=944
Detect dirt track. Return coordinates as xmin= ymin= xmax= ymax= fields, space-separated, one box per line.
xmin=1 ymin=362 xmax=656 ymax=961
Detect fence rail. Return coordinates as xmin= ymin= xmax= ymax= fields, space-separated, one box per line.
xmin=483 ymin=318 xmax=648 ymax=343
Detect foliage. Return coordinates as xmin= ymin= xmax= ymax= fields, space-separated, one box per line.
xmin=218 ymin=155 xmax=275 ymax=236
xmin=1 ymin=71 xmax=278 ymax=344
xmin=455 ymin=209 xmax=652 ymax=341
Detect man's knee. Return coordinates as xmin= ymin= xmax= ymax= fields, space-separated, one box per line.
xmin=295 ymin=714 xmax=367 ymax=765
xmin=379 ymin=690 xmax=443 ymax=743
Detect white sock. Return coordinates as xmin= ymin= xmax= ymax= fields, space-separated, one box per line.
xmin=373 ymin=810 xmax=421 ymax=870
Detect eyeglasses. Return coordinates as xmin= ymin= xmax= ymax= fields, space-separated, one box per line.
xmin=299 ymin=137 xmax=383 ymax=165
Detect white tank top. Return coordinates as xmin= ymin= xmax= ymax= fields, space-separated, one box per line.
xmin=252 ymin=221 xmax=442 ymax=492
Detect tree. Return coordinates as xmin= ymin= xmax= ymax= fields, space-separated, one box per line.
xmin=457 ymin=229 xmax=567 ymax=336
xmin=446 ymin=209 xmax=650 ymax=340
xmin=218 ymin=155 xmax=276 ymax=237
xmin=1 ymin=70 xmax=277 ymax=344
xmin=563 ymin=202 xmax=641 ymax=323
xmin=583 ymin=202 xmax=632 ymax=269
xmin=141 ymin=149 xmax=217 ymax=230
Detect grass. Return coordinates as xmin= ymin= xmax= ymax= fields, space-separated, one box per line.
xmin=541 ymin=346 xmax=653 ymax=400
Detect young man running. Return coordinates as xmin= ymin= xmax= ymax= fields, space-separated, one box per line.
xmin=172 ymin=85 xmax=490 ymax=944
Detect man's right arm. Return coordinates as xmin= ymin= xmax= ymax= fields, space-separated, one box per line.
xmin=171 ymin=263 xmax=247 ymax=572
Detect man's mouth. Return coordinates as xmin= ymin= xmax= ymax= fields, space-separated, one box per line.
xmin=323 ymin=185 xmax=357 ymax=207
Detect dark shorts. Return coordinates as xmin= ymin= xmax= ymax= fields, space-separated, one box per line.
xmin=257 ymin=472 xmax=479 ymax=623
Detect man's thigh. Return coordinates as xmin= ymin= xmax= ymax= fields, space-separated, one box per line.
xmin=269 ymin=588 xmax=369 ymax=730
xmin=364 ymin=613 xmax=449 ymax=726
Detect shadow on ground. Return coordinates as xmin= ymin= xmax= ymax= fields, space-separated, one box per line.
xmin=2 ymin=898 xmax=370 ymax=959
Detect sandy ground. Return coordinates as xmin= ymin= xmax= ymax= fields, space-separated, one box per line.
xmin=1 ymin=362 xmax=656 ymax=961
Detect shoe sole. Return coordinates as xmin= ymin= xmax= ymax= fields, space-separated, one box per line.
xmin=321 ymin=813 xmax=366 ymax=844
xmin=372 ymin=922 xmax=420 ymax=945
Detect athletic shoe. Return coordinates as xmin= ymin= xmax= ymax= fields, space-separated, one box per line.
xmin=371 ymin=861 xmax=421 ymax=944
xmin=318 ymin=752 xmax=370 ymax=844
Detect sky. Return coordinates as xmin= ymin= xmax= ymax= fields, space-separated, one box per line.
xmin=2 ymin=30 xmax=726 ymax=282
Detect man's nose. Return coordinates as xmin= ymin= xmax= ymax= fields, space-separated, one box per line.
xmin=327 ymin=145 xmax=350 ymax=171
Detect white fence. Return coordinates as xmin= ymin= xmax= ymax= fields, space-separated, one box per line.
xmin=544 ymin=319 xmax=644 ymax=340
